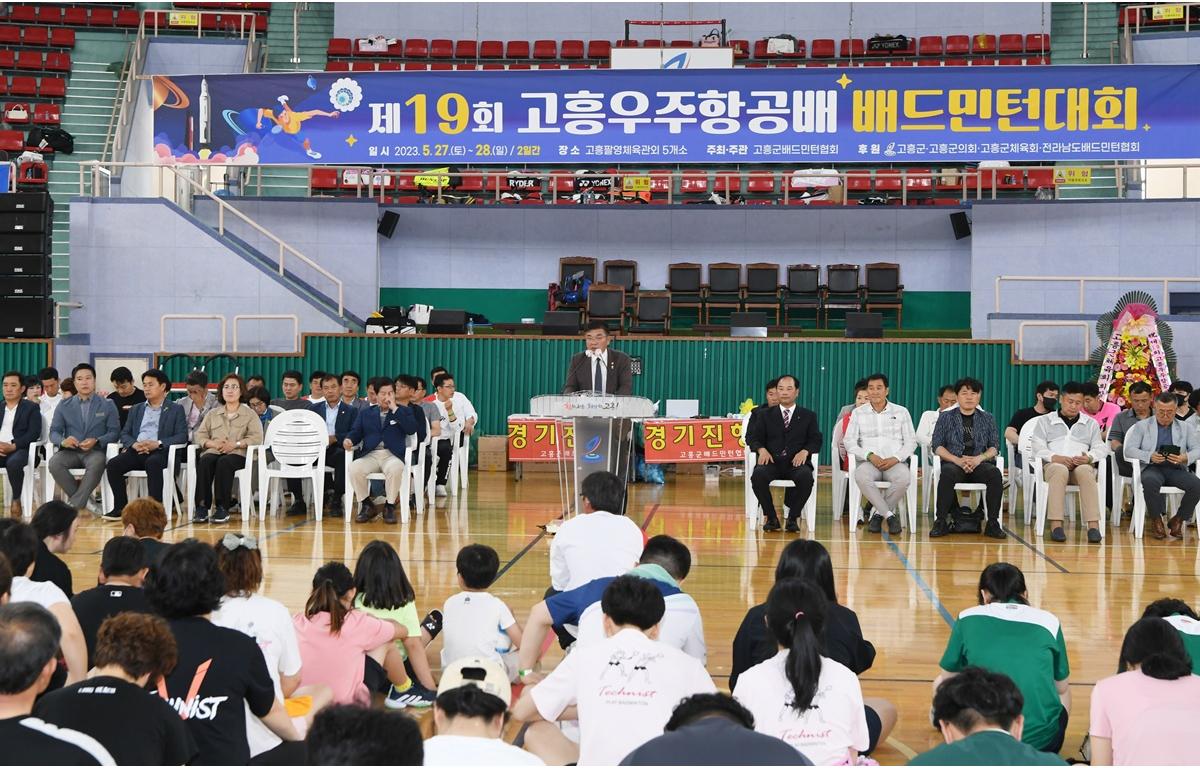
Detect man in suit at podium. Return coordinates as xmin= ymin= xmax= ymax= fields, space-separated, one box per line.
xmin=563 ymin=321 xmax=633 ymax=395
xmin=746 ymin=375 xmax=822 ymax=533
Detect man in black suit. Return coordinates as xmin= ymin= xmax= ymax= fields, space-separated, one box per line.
xmin=563 ymin=321 xmax=633 ymax=396
xmin=0 ymin=370 xmax=42 ymax=518
xmin=310 ymin=373 xmax=357 ymax=516
xmin=747 ymin=374 xmax=822 ymax=533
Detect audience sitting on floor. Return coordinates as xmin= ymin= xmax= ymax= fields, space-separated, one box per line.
xmin=1088 ymin=616 xmax=1200 ymax=766
xmin=103 ymin=368 xmax=187 ymax=522
xmin=844 ymin=372 xmax=917 ymax=535
xmin=30 ymin=500 xmax=77 ymax=597
xmin=934 ymin=562 xmax=1071 ymax=755
xmin=48 ymin=363 xmax=120 ymax=515
xmin=1 ymin=369 xmax=41 ymax=518
xmin=33 ymin=611 xmax=197 ymax=766
xmin=0 ymin=602 xmax=114 ymax=765
xmin=621 ymin=692 xmax=813 ymax=766
xmin=305 ymin=704 xmax=424 ymax=766
xmin=1140 ymin=597 xmax=1200 ymax=673
xmin=69 ymin=535 xmax=150 ymax=664
xmin=120 ymin=496 xmax=170 ymax=566
xmin=441 ymin=543 xmax=523 ymax=680
xmin=912 ymin=666 xmax=1066 ymax=766
xmin=424 ymin=657 xmax=544 ymax=766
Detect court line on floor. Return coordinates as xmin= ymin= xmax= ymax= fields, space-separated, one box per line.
xmin=882 ymin=530 xmax=956 ymax=627
xmin=1002 ymin=524 xmax=1071 ymax=573
xmin=640 ymin=503 xmax=661 ymax=531
xmin=494 ymin=530 xmax=547 ymax=583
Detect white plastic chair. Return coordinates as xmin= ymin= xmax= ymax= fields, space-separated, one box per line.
xmin=408 ymin=428 xmax=430 ymax=516
xmin=257 ymin=410 xmax=327 ymax=521
xmin=343 ymin=434 xmax=416 ymax=523
xmin=847 ymin=453 xmax=919 ymax=532
xmin=185 ymin=444 xmax=258 ymax=519
xmin=830 ymin=421 xmax=849 ymax=522
xmin=742 ymin=445 xmax=819 ymax=532
xmin=43 ymin=443 xmax=114 ymax=514
xmin=1032 ymin=453 xmax=1108 ymax=538
xmin=1129 ymin=459 xmax=1200 ymax=539
xmin=104 ymin=443 xmax=185 ymax=521
xmin=1109 ymin=453 xmax=1132 ymax=529
xmin=456 ymin=432 xmax=470 ymax=491
xmin=1 ymin=440 xmax=42 ymax=517
xmin=931 ymin=454 xmax=1007 ymax=525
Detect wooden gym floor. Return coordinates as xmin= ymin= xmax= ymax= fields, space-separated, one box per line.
xmin=64 ymin=471 xmax=1200 ymax=765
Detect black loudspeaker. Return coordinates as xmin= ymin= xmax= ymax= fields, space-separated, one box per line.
xmin=0 ymin=193 xmax=49 ymax=213
xmin=0 ymin=211 xmax=49 ymax=234
xmin=0 ymin=254 xmax=49 ymax=276
xmin=377 ymin=210 xmax=399 ymax=238
xmin=0 ymin=275 xmax=50 ymax=296
xmin=426 ymin=309 xmax=468 ymax=334
xmin=0 ymin=233 xmax=48 ymax=253
xmin=0 ymin=296 xmax=52 ymax=337
xmin=845 ymin=312 xmax=884 ymax=339
xmin=542 ymin=310 xmax=581 ymax=335
xmin=949 ymin=211 xmax=971 ymax=240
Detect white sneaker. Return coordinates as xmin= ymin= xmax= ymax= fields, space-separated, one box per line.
xmin=435 ymin=485 xmax=447 ymax=497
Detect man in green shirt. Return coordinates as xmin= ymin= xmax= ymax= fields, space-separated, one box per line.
xmin=911 ymin=667 xmax=1066 ymax=766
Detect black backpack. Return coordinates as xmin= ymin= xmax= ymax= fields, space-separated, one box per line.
xmin=952 ymin=503 xmax=984 ymax=534
xmin=27 ymin=126 xmax=74 ymax=154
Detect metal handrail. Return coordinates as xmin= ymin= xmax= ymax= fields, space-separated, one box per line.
xmin=82 ymin=161 xmax=345 ymax=317
xmin=995 ymin=276 xmax=1200 ymax=315
xmin=161 ymin=314 xmax=227 ymax=352
xmin=232 ymin=314 xmax=300 ymax=352
xmin=143 ymin=9 xmax=261 ymax=41
xmin=1016 ymin=320 xmax=1091 ymax=361
xmin=1127 ymin=2 xmax=1196 ymax=33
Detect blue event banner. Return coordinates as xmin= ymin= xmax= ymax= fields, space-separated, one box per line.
xmin=151 ymin=65 xmax=1199 ymax=165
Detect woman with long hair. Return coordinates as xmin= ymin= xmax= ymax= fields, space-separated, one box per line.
xmin=353 ymin=540 xmax=439 ymax=708
xmin=211 ymin=534 xmax=332 ymax=759
xmin=730 ymin=539 xmax=894 ymax=753
xmin=733 ymin=578 xmax=870 ymax=765
xmin=192 ymin=373 xmax=262 ymax=525
xmin=292 ymin=561 xmax=410 ymax=707
xmin=1089 ymin=617 xmax=1200 ymax=765
xmin=934 ymin=562 xmax=1071 ymax=754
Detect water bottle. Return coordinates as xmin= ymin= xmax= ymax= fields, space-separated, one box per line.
xmin=467 ymin=319 xmax=474 ymax=336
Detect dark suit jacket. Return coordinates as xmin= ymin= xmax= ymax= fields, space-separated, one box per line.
xmin=746 ymin=404 xmax=822 ymax=462
xmin=309 ymin=400 xmax=357 ymax=442
xmin=563 ymin=349 xmax=633 ymax=395
xmin=118 ymin=400 xmax=188 ymax=449
xmin=347 ymin=405 xmax=418 ymax=457
xmin=1 ymin=399 xmax=41 ymax=450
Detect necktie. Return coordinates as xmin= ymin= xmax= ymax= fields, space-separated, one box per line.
xmin=593 ymin=357 xmax=604 ymax=393
xmin=783 ymin=408 xmax=792 ymax=429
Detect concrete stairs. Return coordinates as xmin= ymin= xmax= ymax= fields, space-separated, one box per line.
xmin=1051 ymin=2 xmax=1120 ymax=63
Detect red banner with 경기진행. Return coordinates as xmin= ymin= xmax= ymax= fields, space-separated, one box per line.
xmin=643 ymin=418 xmax=745 ymax=464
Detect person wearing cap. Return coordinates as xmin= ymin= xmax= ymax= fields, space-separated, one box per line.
xmin=423 ymin=657 xmax=543 ymax=766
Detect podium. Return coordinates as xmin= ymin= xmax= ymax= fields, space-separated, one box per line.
xmin=530 ymin=393 xmax=657 ymax=518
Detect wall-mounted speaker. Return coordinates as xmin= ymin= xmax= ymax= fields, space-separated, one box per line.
xmin=377 ymin=210 xmax=399 ymax=239
xmin=949 ymin=211 xmax=972 ymax=240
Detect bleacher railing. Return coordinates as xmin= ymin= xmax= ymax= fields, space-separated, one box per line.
xmin=1125 ymin=2 xmax=1199 ymax=33
xmin=995 ymin=276 xmax=1200 ymax=316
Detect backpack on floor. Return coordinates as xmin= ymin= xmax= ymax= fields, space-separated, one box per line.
xmin=952 ymin=503 xmax=984 ymax=534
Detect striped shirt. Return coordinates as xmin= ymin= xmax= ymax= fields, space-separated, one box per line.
xmin=0 ymin=716 xmax=114 ymax=765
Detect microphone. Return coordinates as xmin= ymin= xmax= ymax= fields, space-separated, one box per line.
xmin=563 ymin=352 xmax=586 ymax=394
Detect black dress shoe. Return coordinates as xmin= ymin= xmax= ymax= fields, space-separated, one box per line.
xmin=887 ymin=514 xmax=902 ymax=535
xmin=984 ymin=520 xmax=1007 ymax=539
xmin=762 ymin=520 xmax=781 ymax=532
xmin=354 ymin=501 xmax=376 ymax=524
xmin=929 ymin=518 xmax=951 ymax=537
xmin=382 ymin=504 xmax=397 ymax=524
xmin=867 ymin=514 xmax=883 ymax=533
xmin=784 ymin=520 xmax=800 ymax=534
xmin=1050 ymin=526 xmax=1067 ymax=542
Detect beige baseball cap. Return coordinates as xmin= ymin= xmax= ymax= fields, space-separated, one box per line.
xmin=436 ymin=657 xmax=512 ymax=703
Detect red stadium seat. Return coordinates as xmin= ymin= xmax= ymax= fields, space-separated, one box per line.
xmin=327 ymin=38 xmax=352 ymax=57
xmin=649 ymin=170 xmax=672 ymax=194
xmin=586 ymin=40 xmax=611 ymax=59
xmin=680 ymin=171 xmax=708 ymax=194
xmin=404 ymin=39 xmax=428 ymax=58
xmin=0 ymin=26 xmax=19 ymax=45
xmin=430 ymin=39 xmax=453 ymax=58
xmin=325 ymin=61 xmax=349 ymax=71
xmin=9 ymin=77 xmax=36 ymax=97
xmin=3 ymin=102 xmax=29 ymax=124
xmin=998 ymin=57 xmax=1023 ymax=65
xmin=1027 ymin=56 xmax=1050 ymax=65
xmin=1026 ymin=168 xmax=1055 ymax=188
xmin=351 ymin=62 xmax=375 ymax=72
xmin=861 ymin=61 xmax=885 ymax=67
xmin=8 ymin=6 xmax=36 ymax=23
xmin=481 ymin=63 xmax=504 ymax=70
xmin=506 ymin=40 xmax=530 ymax=59
xmin=49 ymin=28 xmax=75 ymax=48
xmin=840 ymin=38 xmax=865 ymax=58
xmin=805 ymin=62 xmax=828 ymax=68
xmin=776 ymin=62 xmax=800 ymax=67
xmin=0 ymin=79 xmax=9 ymax=97
xmin=90 ymin=7 xmax=116 ymax=26
xmin=1025 ymin=33 xmax=1050 ymax=54
xmin=403 ymin=62 xmax=427 ymax=71
xmin=479 ymin=40 xmax=503 ymax=58
xmin=508 ymin=63 xmax=530 ymax=69
xmin=890 ymin=61 xmax=914 ymax=66
xmin=729 ymin=39 xmax=749 ymax=59
xmin=63 ymin=7 xmax=89 ymax=25
xmin=536 ymin=63 xmax=560 ymax=69
xmin=35 ymin=5 xmax=63 ymax=24
xmin=905 ymin=169 xmax=933 ymax=192
xmin=972 ymin=58 xmax=997 ymax=66
xmin=930 ymin=198 xmax=964 ymax=205
xmin=430 ymin=62 xmax=452 ymax=71
xmin=567 ymin=62 xmax=590 ymax=69
xmin=39 ymin=78 xmax=65 ymax=98
xmin=0 ymin=129 xmax=24 ymax=152
xmin=747 ymin=172 xmax=775 ymax=194
xmin=811 ymin=39 xmax=835 ymax=58
xmin=998 ymin=34 xmax=1024 ymax=53
xmin=745 ymin=62 xmax=768 ymax=68
xmin=918 ymin=35 xmax=944 ymax=56
xmin=0 ymin=51 xmax=13 ymax=69
xmin=874 ymin=170 xmax=902 ymax=192
xmin=23 ymin=26 xmax=48 ymax=46
xmin=614 ymin=39 xmax=638 ymax=48
xmin=455 ymin=63 xmax=476 ymax=70
xmin=715 ymin=172 xmax=741 ymax=194
xmin=916 ymin=59 xmax=941 ymax=67
xmin=670 ymin=40 xmax=693 ymax=48
xmin=943 ymin=58 xmax=969 ymax=67
xmin=116 ymin=9 xmax=140 ymax=28
xmin=455 ymin=40 xmax=477 ymax=59
xmin=310 ymin=168 xmax=338 ymax=191
xmin=642 ymin=39 xmax=663 ymax=48
xmin=377 ymin=62 xmax=402 ymax=71
xmin=533 ymin=40 xmax=557 ymax=59
xmin=752 ymin=40 xmax=774 ymax=59
xmin=484 ymin=174 xmax=511 ymax=192
xmin=845 ymin=171 xmax=872 ymax=191
xmin=560 ymin=40 xmax=584 ymax=59
xmin=971 ymin=34 xmax=997 ymax=55
xmin=945 ymin=35 xmax=970 ymax=55
xmin=14 ymin=52 xmax=41 ymax=71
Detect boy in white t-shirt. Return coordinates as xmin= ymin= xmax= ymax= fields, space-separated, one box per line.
xmin=441 ymin=544 xmax=523 ymax=680
xmin=511 ymin=575 xmax=717 ymax=766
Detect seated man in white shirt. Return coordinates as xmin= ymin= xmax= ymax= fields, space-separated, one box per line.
xmin=1028 ymin=381 xmax=1108 ymax=544
xmin=37 ymin=366 xmax=63 ymax=444
xmin=431 ymin=373 xmax=476 ymax=497
xmin=424 ymin=657 xmax=544 ymax=766
xmin=512 ymin=576 xmax=717 ymax=766
xmin=843 ymin=373 xmax=917 ymax=536
xmin=916 ymin=384 xmax=957 ymax=450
